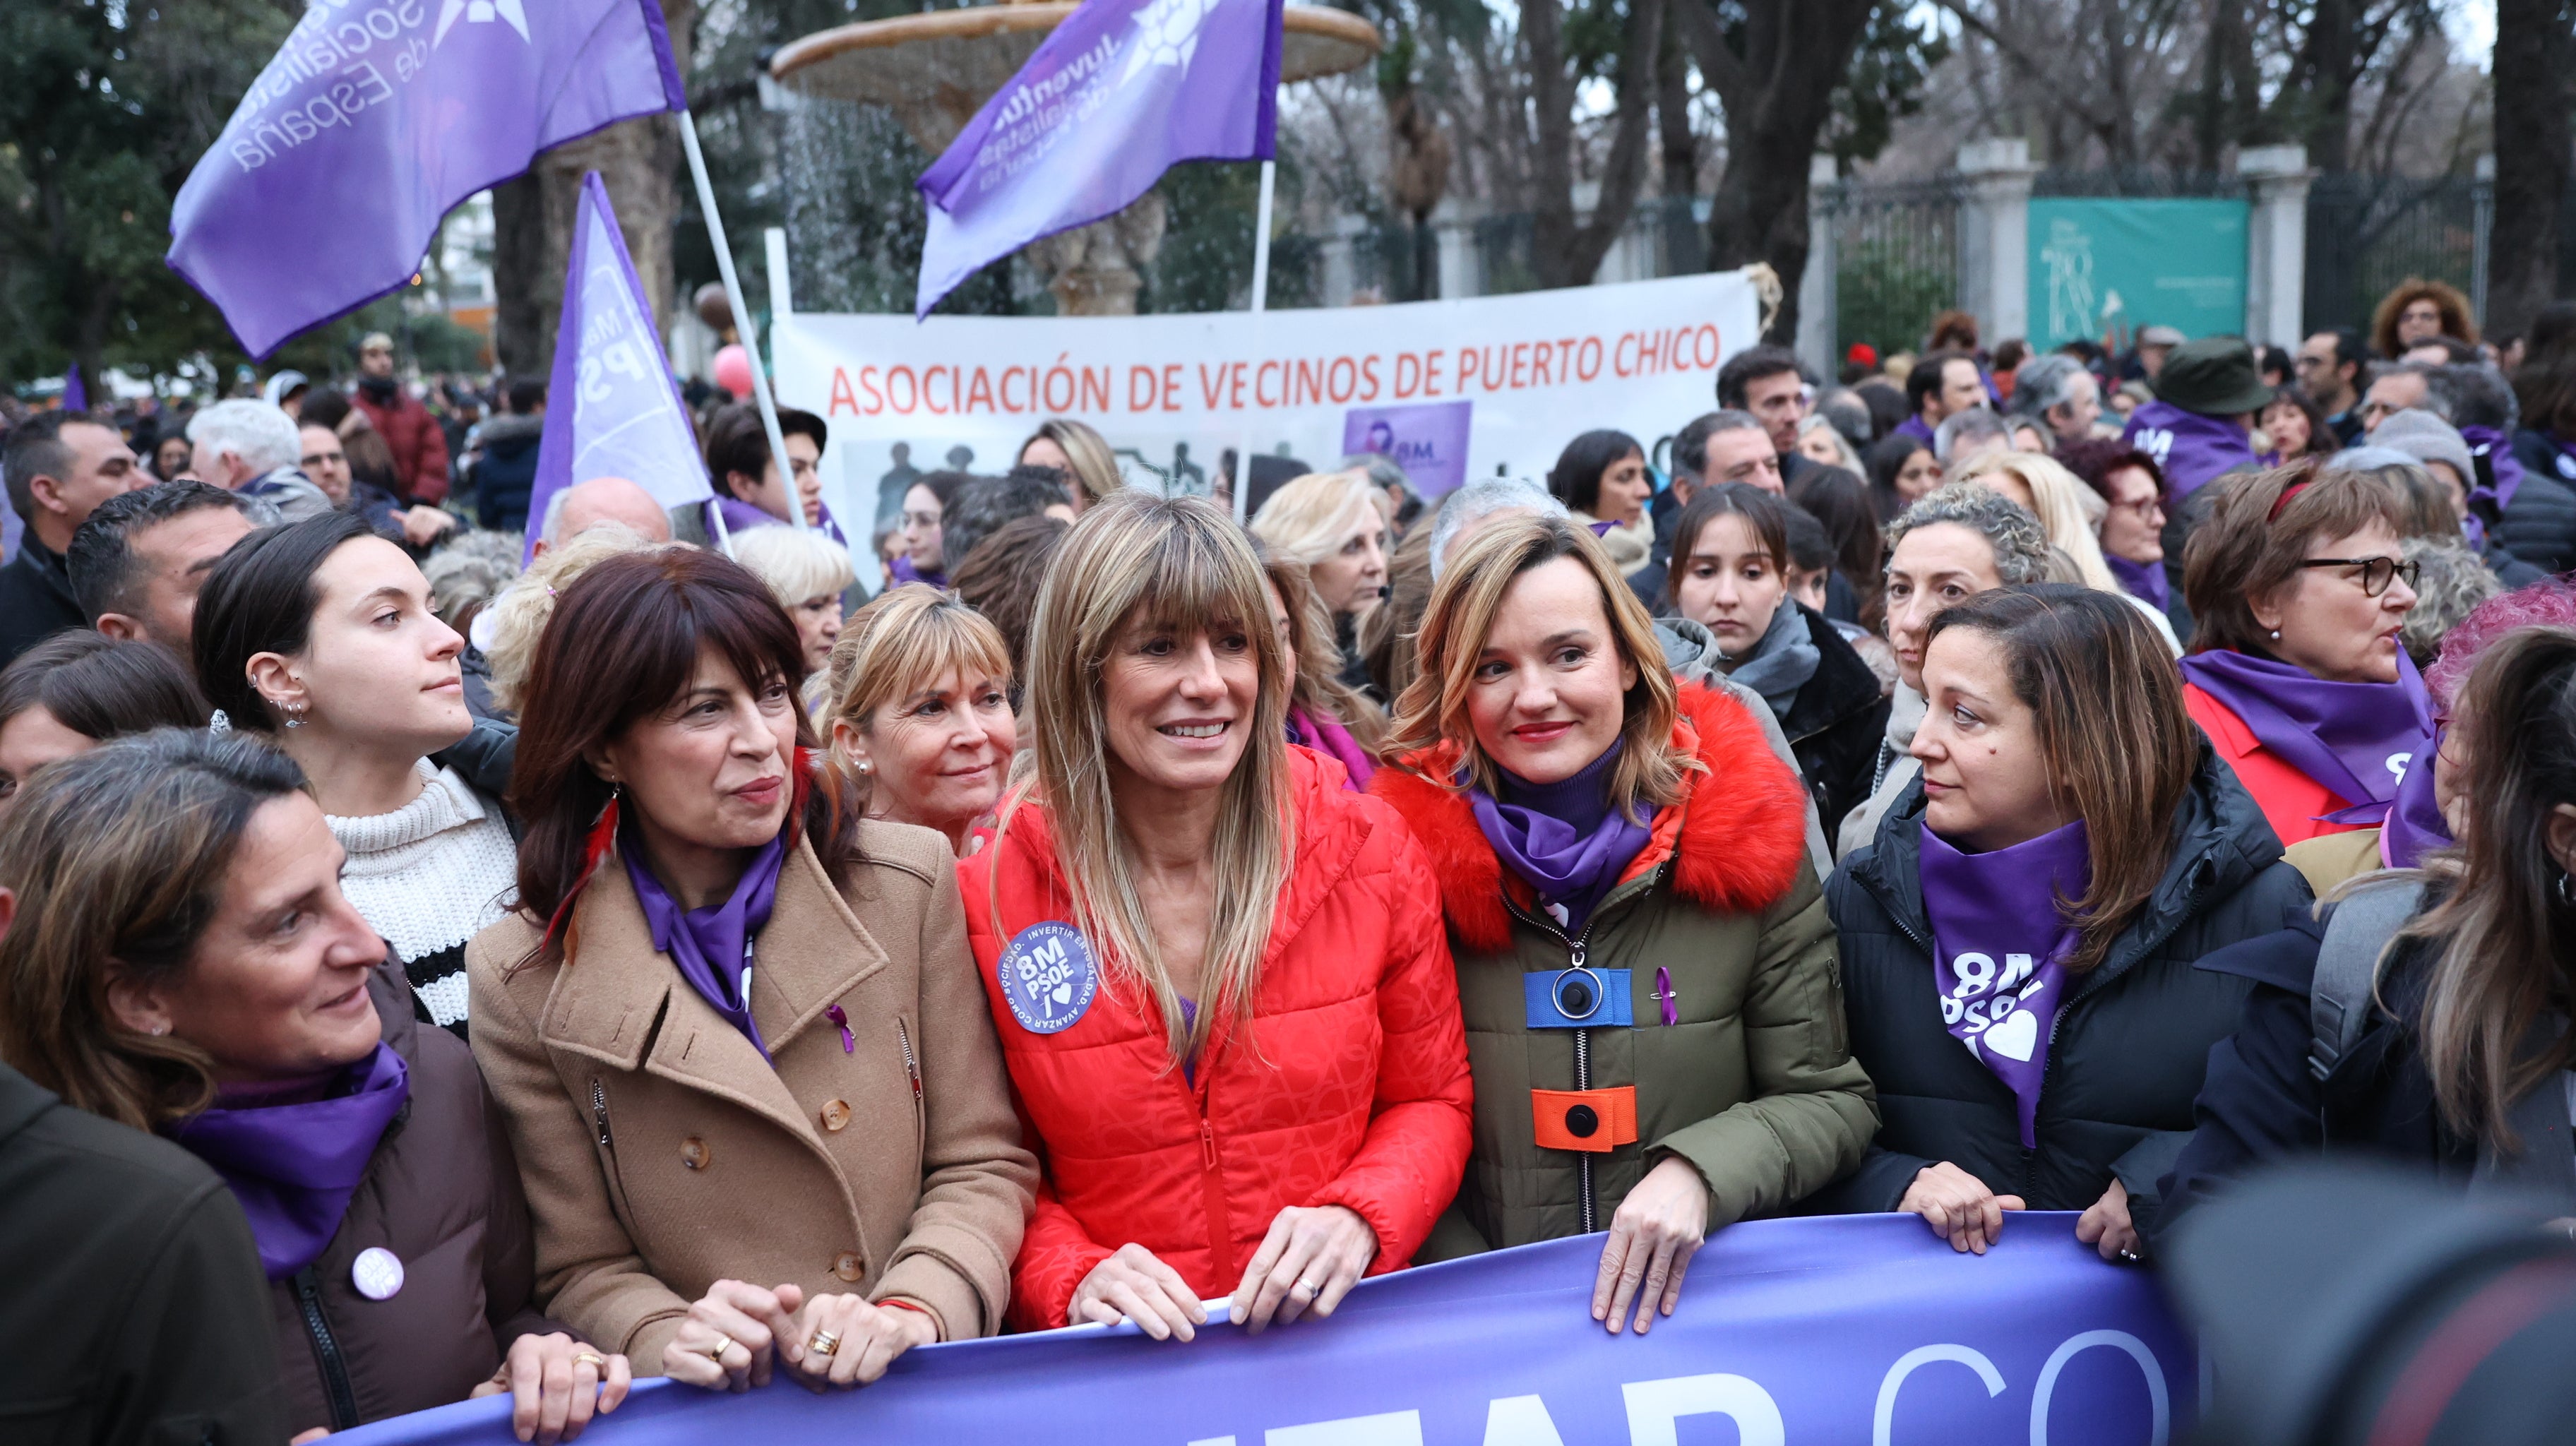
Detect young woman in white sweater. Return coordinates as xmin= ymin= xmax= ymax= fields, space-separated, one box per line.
xmin=193 ymin=511 xmax=516 ymax=1034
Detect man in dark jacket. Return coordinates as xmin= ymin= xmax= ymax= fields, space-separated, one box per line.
xmin=0 ymin=412 xmax=143 ymax=668
xmin=1811 ymin=743 xmax=2311 ymax=1224
xmin=470 ymin=378 xmax=547 ymax=534
xmin=348 ymin=333 xmax=452 ymax=504
xmin=0 ymin=1056 xmax=286 ymax=1446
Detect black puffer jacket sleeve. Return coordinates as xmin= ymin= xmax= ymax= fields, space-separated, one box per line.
xmin=2147 ymin=916 xmax=2328 ymax=1249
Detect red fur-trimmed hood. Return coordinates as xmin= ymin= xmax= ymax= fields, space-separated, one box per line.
xmin=1367 ymin=682 xmax=1811 ymax=954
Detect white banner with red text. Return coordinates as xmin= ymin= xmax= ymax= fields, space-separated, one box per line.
xmin=769 ymin=270 xmax=1760 ymax=586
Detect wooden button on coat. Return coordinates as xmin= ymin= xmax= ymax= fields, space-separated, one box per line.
xmin=679 ymin=1137 xmax=710 ymax=1170
xmin=820 ymin=1099 xmax=852 ymax=1133
xmin=832 ymin=1253 xmax=864 ymax=1283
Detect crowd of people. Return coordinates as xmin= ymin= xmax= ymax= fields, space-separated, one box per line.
xmin=10 ymin=277 xmax=2576 ymax=1444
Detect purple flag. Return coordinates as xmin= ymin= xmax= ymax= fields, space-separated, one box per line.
xmin=913 ymin=0 xmax=1286 ymax=318
xmin=61 ymin=364 xmax=86 ymax=414
xmin=168 ymin=0 xmax=686 ymax=359
xmin=523 ymin=172 xmax=710 ymax=562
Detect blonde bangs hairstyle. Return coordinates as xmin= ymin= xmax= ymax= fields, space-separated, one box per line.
xmin=1950 ymin=451 xmax=2123 ymax=594
xmin=823 ymin=584 xmax=1013 ymax=814
xmin=1386 ymin=513 xmax=1694 ymax=816
xmin=1250 ymin=469 xmax=1390 ymax=567
xmin=999 ymin=491 xmax=1292 ymax=1065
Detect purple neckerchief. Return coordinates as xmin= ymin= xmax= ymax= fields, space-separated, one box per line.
xmin=2459 ymin=424 xmax=2527 ymax=517
xmin=1179 ymin=997 xmax=1200 ymax=1085
xmin=623 ymin=827 xmax=789 ymax=1060
xmin=1894 ymin=414 xmax=1936 ymax=444
xmin=705 ymin=494 xmax=849 ymax=551
xmin=887 ymin=553 xmax=948 ymax=591
xmin=1467 ymin=739 xmax=1657 ymax=936
xmin=2104 ymin=552 xmax=2169 ymax=611
xmin=2180 ymin=648 xmax=2435 ymax=823
xmin=1287 ymin=705 xmax=1375 ymax=791
xmin=2378 ymin=722 xmax=2454 ymax=868
xmin=1917 ymin=819 xmax=2091 ymax=1149
xmin=171 ymin=1044 xmax=411 ymax=1279
xmin=2123 ymin=400 xmax=2258 ymax=497
xmin=1587 ymin=519 xmax=1620 ymax=538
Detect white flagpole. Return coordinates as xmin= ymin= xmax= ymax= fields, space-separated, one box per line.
xmin=680 ymin=109 xmax=806 ymax=534
xmin=1234 ymin=157 xmax=1275 ymax=524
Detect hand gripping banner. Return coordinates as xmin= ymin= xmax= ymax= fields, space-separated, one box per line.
xmin=330 ymin=1213 xmax=2190 ymax=1445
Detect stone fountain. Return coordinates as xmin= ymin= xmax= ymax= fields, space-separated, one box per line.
xmin=769 ymin=0 xmax=1378 ymax=315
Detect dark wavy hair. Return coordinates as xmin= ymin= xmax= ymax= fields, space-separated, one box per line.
xmin=508 ymin=547 xmax=858 ymax=961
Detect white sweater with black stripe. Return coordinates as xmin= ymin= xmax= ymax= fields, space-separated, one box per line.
xmin=327 ymin=760 xmax=518 ymax=1034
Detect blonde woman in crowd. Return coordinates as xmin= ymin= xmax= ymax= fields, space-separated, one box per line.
xmin=730 ymin=525 xmax=857 ymax=706
xmin=1255 ymin=541 xmax=1386 ymax=789
xmin=1950 ymin=450 xmax=2181 ymax=653
xmin=823 ymin=586 xmax=1019 ymax=854
xmin=1018 ymin=419 xmax=1123 ymax=512
xmin=1251 ymin=470 xmax=1394 ymax=688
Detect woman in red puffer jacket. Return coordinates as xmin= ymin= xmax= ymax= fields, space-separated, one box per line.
xmin=960 ymin=493 xmax=1472 ymax=1338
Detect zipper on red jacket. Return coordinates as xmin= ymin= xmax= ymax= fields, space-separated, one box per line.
xmin=292 ymin=1265 xmax=361 ymax=1432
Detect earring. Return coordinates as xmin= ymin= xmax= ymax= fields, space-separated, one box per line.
xmin=857 ymin=760 xmax=872 ymax=776
xmin=2558 ymin=871 xmax=2574 ymax=907
xmin=148 ymin=1022 xmax=170 ymax=1037
xmin=283 ymin=700 xmax=308 ymax=729
xmin=2269 ymin=629 xmax=2281 ymax=642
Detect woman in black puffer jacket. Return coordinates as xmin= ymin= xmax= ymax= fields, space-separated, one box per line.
xmin=1810 ymin=586 xmax=2310 ymax=1260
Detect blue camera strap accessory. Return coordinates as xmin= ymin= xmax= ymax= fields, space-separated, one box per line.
xmin=1523 ymin=967 xmax=1633 ymax=1029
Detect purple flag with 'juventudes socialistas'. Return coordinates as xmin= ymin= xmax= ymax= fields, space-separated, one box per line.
xmin=522 ymin=172 xmax=710 ymax=563
xmin=168 ymin=0 xmax=686 ymax=358
xmin=914 ymin=0 xmax=1285 ymax=318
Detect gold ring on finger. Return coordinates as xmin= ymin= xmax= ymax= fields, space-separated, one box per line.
xmin=706 ymin=1334 xmax=735 ymax=1361
xmin=808 ymin=1329 xmax=841 ymax=1357
xmin=573 ymin=1352 xmax=608 ymax=1373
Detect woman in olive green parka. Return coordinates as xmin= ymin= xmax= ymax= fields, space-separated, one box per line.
xmin=1369 ymin=513 xmax=1876 ymax=1334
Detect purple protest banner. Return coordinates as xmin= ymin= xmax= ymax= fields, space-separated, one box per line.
xmin=326 ymin=1214 xmax=2188 ymax=1445
xmin=523 ymin=172 xmax=710 ymax=561
xmin=913 ymin=0 xmax=1286 ymax=318
xmin=1343 ymin=400 xmax=1474 ymax=498
xmin=167 ymin=0 xmax=686 ymax=359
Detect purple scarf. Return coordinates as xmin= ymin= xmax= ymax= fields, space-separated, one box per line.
xmin=1467 ymin=739 xmax=1657 ymax=936
xmin=1917 ymin=820 xmax=2091 ymax=1149
xmin=1287 ymin=706 xmax=1375 ymax=791
xmin=2179 ymin=648 xmax=2435 ymax=823
xmin=171 ymin=1044 xmax=411 ymax=1279
xmin=2123 ymin=400 xmax=2258 ymax=498
xmin=1894 ymin=414 xmax=1936 ymax=444
xmin=2378 ymin=722 xmax=2454 ymax=868
xmin=2460 ymin=424 xmax=2527 ymax=517
xmin=887 ymin=553 xmax=948 ymax=591
xmin=705 ymin=494 xmax=850 ymax=551
xmin=624 ymin=829 xmax=789 ymax=1060
xmin=2104 ymin=552 xmax=2169 ymax=611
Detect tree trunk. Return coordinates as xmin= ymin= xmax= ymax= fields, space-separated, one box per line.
xmin=2489 ymin=0 xmax=2574 ymax=341
xmin=1681 ymin=0 xmax=1878 ymax=344
xmin=1657 ymin=32 xmax=1695 ymax=198
xmin=1527 ymin=0 xmax=1666 ymax=289
xmin=490 ymin=0 xmax=696 ymax=378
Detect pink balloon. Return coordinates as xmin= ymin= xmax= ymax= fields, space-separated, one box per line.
xmin=712 ymin=344 xmax=753 ymax=401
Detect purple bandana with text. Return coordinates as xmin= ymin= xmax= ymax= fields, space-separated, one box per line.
xmin=1918 ymin=820 xmax=2091 ymax=1149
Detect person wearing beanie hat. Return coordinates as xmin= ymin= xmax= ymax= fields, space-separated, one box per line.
xmin=2365 ymin=409 xmax=2475 ymax=511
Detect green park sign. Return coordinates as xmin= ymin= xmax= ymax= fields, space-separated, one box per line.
xmin=2029 ymin=198 xmax=2248 ymax=349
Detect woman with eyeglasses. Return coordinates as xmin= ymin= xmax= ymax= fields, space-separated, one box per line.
xmin=2177 ymin=460 xmax=2432 ymax=848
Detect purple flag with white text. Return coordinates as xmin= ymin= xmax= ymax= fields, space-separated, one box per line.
xmin=913 ymin=0 xmax=1285 ymax=318
xmin=168 ymin=0 xmax=686 ymax=358
xmin=523 ymin=172 xmax=709 ymax=563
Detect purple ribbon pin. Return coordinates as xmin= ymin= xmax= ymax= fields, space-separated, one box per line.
xmin=825 ymin=1003 xmax=854 ymax=1055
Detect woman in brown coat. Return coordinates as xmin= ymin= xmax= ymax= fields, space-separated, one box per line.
xmin=0 ymin=730 xmax=624 ymax=1444
xmin=469 ymin=548 xmax=1034 ymax=1393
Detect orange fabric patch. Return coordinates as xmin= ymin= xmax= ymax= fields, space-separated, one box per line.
xmin=1530 ymin=1087 xmax=1640 ymax=1153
